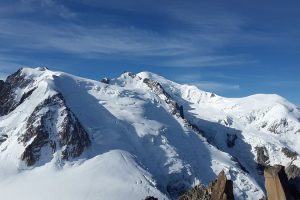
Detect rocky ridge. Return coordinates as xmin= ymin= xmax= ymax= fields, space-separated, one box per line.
xmin=179 ymin=171 xmax=234 ymax=200
xmin=0 ymin=68 xmax=90 ymax=166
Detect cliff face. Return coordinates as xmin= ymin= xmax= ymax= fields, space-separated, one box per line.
xmin=19 ymin=93 xmax=91 ymax=166
xmin=208 ymin=171 xmax=234 ymax=200
xmin=0 ymin=69 xmax=32 ymax=116
xmin=0 ymin=68 xmax=91 ymax=166
xmin=179 ymin=171 xmax=234 ymax=200
xmin=264 ymin=165 xmax=300 ymax=200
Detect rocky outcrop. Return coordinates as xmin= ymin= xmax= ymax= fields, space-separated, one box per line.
xmin=100 ymin=77 xmax=110 ymax=84
xmin=285 ymin=165 xmax=300 ymax=179
xmin=142 ymin=77 xmax=208 ymax=138
xmin=18 ymin=87 xmax=36 ymax=105
xmin=19 ymin=93 xmax=91 ymax=166
xmin=255 ymin=146 xmax=270 ymax=168
xmin=264 ymin=165 xmax=297 ymax=200
xmin=0 ymin=134 xmax=8 ymax=145
xmin=179 ymin=171 xmax=234 ymax=200
xmin=0 ymin=79 xmax=15 ymax=116
xmin=0 ymin=69 xmax=33 ymax=116
xmin=143 ymin=78 xmax=184 ymax=119
xmin=285 ymin=165 xmax=300 ymax=198
xmin=144 ymin=196 xmax=158 ymax=200
xmin=179 ymin=184 xmax=210 ymax=200
xmin=281 ymin=147 xmax=298 ymax=160
xmin=268 ymin=118 xmax=289 ymax=134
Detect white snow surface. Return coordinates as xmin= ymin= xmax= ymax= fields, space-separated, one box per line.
xmin=0 ymin=68 xmax=299 ymax=200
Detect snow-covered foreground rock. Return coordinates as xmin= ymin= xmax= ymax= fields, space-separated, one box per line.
xmin=0 ymin=67 xmax=299 ymax=200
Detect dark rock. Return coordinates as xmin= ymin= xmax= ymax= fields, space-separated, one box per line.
xmin=36 ymin=67 xmax=48 ymax=71
xmin=255 ymin=146 xmax=270 ymax=168
xmin=21 ymin=126 xmax=49 ymax=166
xmin=145 ymin=197 xmax=158 ymax=200
xmin=100 ymin=77 xmax=110 ymax=84
xmin=0 ymin=134 xmax=8 ymax=144
xmin=179 ymin=171 xmax=234 ymax=200
xmin=179 ymin=184 xmax=210 ymax=200
xmin=143 ymin=78 xmax=170 ymax=98
xmin=18 ymin=87 xmax=37 ymax=105
xmin=19 ymin=93 xmax=90 ymax=166
xmin=5 ymin=68 xmax=31 ymax=88
xmin=0 ymin=79 xmax=14 ymax=116
xmin=143 ymin=77 xmax=208 ymax=140
xmin=0 ymin=80 xmax=4 ymax=88
xmin=261 ymin=122 xmax=268 ymax=129
xmin=285 ymin=165 xmax=300 ymax=180
xmin=281 ymin=147 xmax=298 ymax=160
xmin=226 ymin=134 xmax=237 ymax=148
xmin=0 ymin=68 xmax=33 ymax=116
xmin=143 ymin=78 xmax=184 ymax=119
xmin=127 ymin=72 xmax=136 ymax=78
xmin=268 ymin=118 xmax=289 ymax=134
xmin=285 ymin=165 xmax=300 ymax=198
xmin=223 ymin=117 xmax=233 ymax=127
xmin=185 ymin=121 xmax=206 ymax=137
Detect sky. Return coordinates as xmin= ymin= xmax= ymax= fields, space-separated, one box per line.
xmin=0 ymin=0 xmax=299 ymax=106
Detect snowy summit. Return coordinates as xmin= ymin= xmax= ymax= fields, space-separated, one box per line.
xmin=0 ymin=67 xmax=299 ymax=200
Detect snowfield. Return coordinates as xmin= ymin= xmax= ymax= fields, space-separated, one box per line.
xmin=0 ymin=67 xmax=299 ymax=200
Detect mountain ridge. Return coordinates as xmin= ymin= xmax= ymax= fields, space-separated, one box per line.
xmin=0 ymin=67 xmax=299 ymax=200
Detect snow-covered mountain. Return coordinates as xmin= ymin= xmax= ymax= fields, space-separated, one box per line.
xmin=0 ymin=67 xmax=299 ymax=200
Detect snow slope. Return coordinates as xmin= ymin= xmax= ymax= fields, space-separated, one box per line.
xmin=0 ymin=67 xmax=299 ymax=200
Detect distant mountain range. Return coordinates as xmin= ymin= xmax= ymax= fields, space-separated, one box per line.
xmin=0 ymin=67 xmax=299 ymax=200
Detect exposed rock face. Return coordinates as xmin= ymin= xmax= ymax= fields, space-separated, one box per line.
xmin=144 ymin=196 xmax=158 ymax=200
xmin=18 ymin=87 xmax=36 ymax=105
xmin=0 ymin=79 xmax=15 ymax=116
xmin=19 ymin=93 xmax=91 ymax=166
xmin=255 ymin=146 xmax=270 ymax=168
xmin=179 ymin=184 xmax=210 ymax=200
xmin=143 ymin=78 xmax=184 ymax=119
xmin=0 ymin=134 xmax=8 ymax=145
xmin=142 ymin=77 xmax=208 ymax=138
xmin=285 ymin=165 xmax=300 ymax=197
xmin=285 ymin=165 xmax=300 ymax=179
xmin=0 ymin=69 xmax=33 ymax=116
xmin=281 ymin=147 xmax=298 ymax=160
xmin=208 ymin=171 xmax=234 ymax=200
xmin=179 ymin=171 xmax=234 ymax=200
xmin=100 ymin=77 xmax=110 ymax=84
xmin=268 ymin=118 xmax=289 ymax=134
xmin=264 ymin=165 xmax=296 ymax=200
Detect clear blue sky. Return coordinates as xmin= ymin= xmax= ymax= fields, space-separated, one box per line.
xmin=0 ymin=0 xmax=299 ymax=106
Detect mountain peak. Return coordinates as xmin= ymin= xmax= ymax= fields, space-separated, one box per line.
xmin=0 ymin=68 xmax=299 ymax=199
